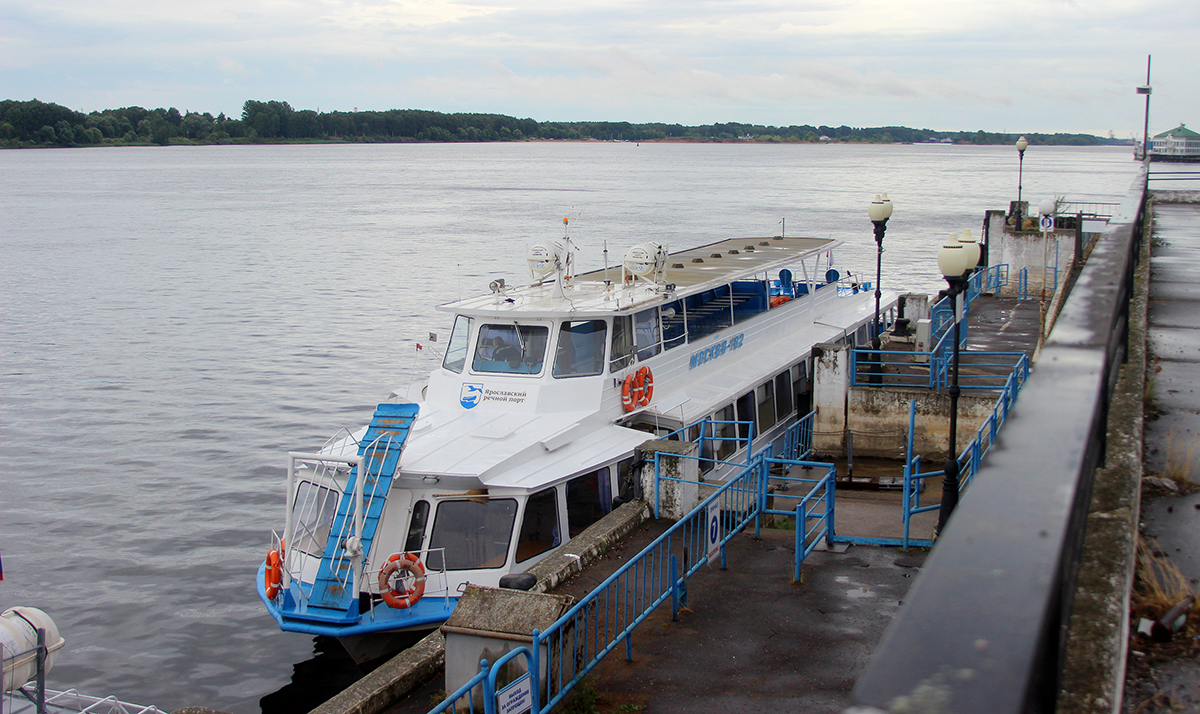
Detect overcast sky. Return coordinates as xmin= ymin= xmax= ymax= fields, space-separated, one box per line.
xmin=4 ymin=0 xmax=1197 ymax=137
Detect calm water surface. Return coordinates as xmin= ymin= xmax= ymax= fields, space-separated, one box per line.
xmin=0 ymin=142 xmax=1137 ymax=712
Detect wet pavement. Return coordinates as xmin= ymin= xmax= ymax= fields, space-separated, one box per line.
xmin=1125 ymin=197 xmax=1200 ymax=714
xmin=1143 ymin=200 xmax=1200 ymax=583
xmin=382 ymin=463 xmax=931 ymax=714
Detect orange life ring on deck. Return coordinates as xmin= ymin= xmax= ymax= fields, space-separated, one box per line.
xmin=636 ymin=367 xmax=654 ymax=406
xmin=264 ymin=548 xmax=282 ymax=600
xmin=379 ymin=552 xmax=426 ymax=609
xmin=621 ymin=374 xmax=637 ymax=412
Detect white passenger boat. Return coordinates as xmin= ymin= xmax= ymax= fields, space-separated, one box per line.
xmin=257 ymin=226 xmax=895 ymax=661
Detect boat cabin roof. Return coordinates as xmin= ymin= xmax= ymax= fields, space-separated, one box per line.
xmin=438 ymin=235 xmax=838 ymax=318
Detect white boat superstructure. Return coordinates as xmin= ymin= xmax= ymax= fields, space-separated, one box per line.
xmin=258 ymin=227 xmax=895 ymax=658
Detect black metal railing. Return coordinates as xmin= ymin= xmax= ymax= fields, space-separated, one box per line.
xmin=850 ymin=164 xmax=1149 ymax=713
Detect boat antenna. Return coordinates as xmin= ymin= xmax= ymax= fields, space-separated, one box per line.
xmin=780 ymin=217 xmax=785 ymax=239
xmin=562 ymin=217 xmax=576 ymax=284
xmin=603 ymin=239 xmax=610 ymax=285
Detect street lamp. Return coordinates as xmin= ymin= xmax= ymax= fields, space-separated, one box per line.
xmin=935 ymin=234 xmax=977 ymax=535
xmin=1137 ymin=55 xmax=1152 ymax=161
xmin=959 ymin=228 xmax=981 ymax=272
xmin=1015 ymin=136 xmax=1028 ymax=229
xmin=868 ymin=193 xmax=894 ymax=350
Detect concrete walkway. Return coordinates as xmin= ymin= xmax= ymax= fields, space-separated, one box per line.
xmin=1124 ymin=197 xmax=1200 ymax=714
xmin=383 ymin=509 xmax=926 ymax=714
xmin=1141 ymin=200 xmax=1200 ymax=582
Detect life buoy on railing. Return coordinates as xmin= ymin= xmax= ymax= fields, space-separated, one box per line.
xmin=635 ymin=367 xmax=653 ymax=406
xmin=264 ymin=548 xmax=282 ymax=600
xmin=621 ymin=374 xmax=637 ymax=412
xmin=379 ymin=552 xmax=426 ymax=609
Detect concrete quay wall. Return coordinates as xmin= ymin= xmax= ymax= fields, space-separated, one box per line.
xmin=812 ymin=341 xmax=998 ymax=460
xmin=304 ymin=499 xmax=651 ymax=714
xmin=846 ymin=386 xmax=996 ymax=460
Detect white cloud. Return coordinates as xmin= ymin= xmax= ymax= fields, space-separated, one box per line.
xmin=1 ymin=0 xmax=1196 ymax=133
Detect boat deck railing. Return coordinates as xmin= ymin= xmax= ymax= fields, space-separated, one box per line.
xmin=3 ymin=633 xmax=166 ymax=714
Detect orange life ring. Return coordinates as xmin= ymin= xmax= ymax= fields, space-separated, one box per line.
xmin=379 ymin=552 xmax=426 ymax=609
xmin=621 ymin=374 xmax=636 ymax=412
xmin=636 ymin=367 xmax=653 ymax=406
xmin=264 ymin=548 xmax=282 ymax=600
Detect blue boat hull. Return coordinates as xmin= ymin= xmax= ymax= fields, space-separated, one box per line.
xmin=256 ymin=562 xmax=459 ymax=638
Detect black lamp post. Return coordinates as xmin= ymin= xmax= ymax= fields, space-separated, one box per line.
xmin=935 ymin=234 xmax=979 ymax=535
xmin=1015 ymin=136 xmax=1028 ymax=229
xmin=868 ymin=193 xmax=893 ymax=350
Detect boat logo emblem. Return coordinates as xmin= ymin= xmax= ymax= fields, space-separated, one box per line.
xmin=460 ymin=383 xmax=484 ymax=409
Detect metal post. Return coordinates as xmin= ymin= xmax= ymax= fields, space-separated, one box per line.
xmin=35 ymin=628 xmax=46 ymax=714
xmin=1075 ymin=213 xmax=1084 ymax=269
xmin=871 ymin=216 xmax=888 ymax=363
xmin=1138 ymin=56 xmax=1152 ymax=160
xmin=936 ymin=283 xmax=965 ymax=535
xmin=531 ymin=630 xmax=543 ymax=711
xmin=825 ymin=468 xmax=836 ymax=545
xmin=670 ymin=554 xmax=679 ymax=621
xmin=1017 ymin=150 xmax=1025 ymax=226
xmin=794 ymin=502 xmax=804 ymax=582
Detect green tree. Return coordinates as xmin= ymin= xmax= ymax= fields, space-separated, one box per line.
xmin=54 ymin=119 xmax=76 ymax=146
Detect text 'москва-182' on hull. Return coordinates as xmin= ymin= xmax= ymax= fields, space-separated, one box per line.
xmin=256 ymin=220 xmax=896 ymax=662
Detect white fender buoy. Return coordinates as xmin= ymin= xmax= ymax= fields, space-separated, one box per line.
xmin=1 ymin=607 xmax=66 ymax=691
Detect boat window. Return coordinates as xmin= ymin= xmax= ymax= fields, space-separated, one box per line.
xmin=686 ymin=424 xmax=710 ymax=474
xmin=404 ymin=500 xmax=430 ymax=553
xmin=736 ymin=391 xmax=755 ymax=442
xmin=443 ymin=315 xmax=472 ymax=374
xmin=774 ymin=370 xmax=793 ymax=421
xmin=757 ymin=381 xmax=776 ymax=432
xmin=793 ymin=362 xmax=811 ymax=416
xmin=554 ymin=320 xmax=607 ymax=378
xmin=516 ymin=489 xmax=559 ymax=563
xmin=714 ymin=404 xmax=736 ymax=461
xmin=473 ymin=324 xmax=548 ymax=375
xmin=567 ymin=468 xmax=611 ymax=537
xmin=291 ymin=480 xmax=340 ymax=557
xmin=661 ymin=301 xmax=686 ymax=351
xmin=616 ymin=457 xmax=637 ymax=501
xmin=426 ymin=498 xmax=517 ymax=570
xmin=731 ymin=280 xmax=770 ymax=324
xmin=684 ymin=286 xmax=733 ymax=342
xmin=634 ymin=308 xmax=661 ymax=360
xmin=610 ymin=316 xmax=635 ymax=372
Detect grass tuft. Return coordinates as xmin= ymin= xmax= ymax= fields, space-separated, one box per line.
xmin=1161 ymin=428 xmax=1199 ymax=486
xmin=1131 ymin=536 xmax=1198 ymax=638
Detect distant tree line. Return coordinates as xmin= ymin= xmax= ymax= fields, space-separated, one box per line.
xmin=0 ymin=98 xmax=1122 ymax=148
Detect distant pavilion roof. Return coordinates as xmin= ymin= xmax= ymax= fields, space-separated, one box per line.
xmin=1153 ymin=124 xmax=1200 ymax=139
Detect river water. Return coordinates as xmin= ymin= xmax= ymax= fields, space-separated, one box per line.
xmin=0 ymin=141 xmax=1138 ymax=712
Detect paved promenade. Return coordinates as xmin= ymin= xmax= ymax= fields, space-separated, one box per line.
xmin=1142 ymin=201 xmax=1200 ymax=510
xmin=1130 ymin=200 xmax=1200 ymax=712
xmin=383 ymin=516 xmax=926 ymax=714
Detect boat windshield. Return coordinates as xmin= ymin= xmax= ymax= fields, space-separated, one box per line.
xmin=473 ymin=324 xmax=548 ymax=374
xmin=442 ymin=315 xmax=472 ymax=373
